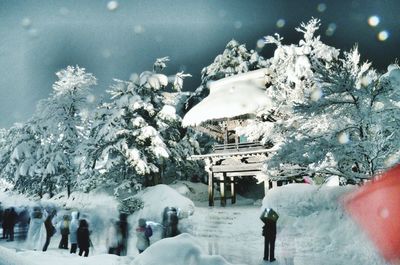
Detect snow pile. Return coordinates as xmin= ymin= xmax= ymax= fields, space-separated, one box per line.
xmin=0 ymin=246 xmax=34 ymax=265
xmin=262 ymin=184 xmax=386 ymax=264
xmin=0 ymin=247 xmax=131 ymax=265
xmin=126 ymin=184 xmax=195 ymax=255
xmin=182 ymin=69 xmax=271 ymax=127
xmin=133 ymin=184 xmax=195 ymax=223
xmin=169 ymin=181 xmax=209 ymax=203
xmin=131 ymin=233 xmax=235 ymax=265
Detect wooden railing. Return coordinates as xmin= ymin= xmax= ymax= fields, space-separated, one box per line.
xmin=213 ymin=141 xmax=264 ymax=153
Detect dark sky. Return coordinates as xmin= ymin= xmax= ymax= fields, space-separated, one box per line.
xmin=0 ymin=0 xmax=399 ymax=128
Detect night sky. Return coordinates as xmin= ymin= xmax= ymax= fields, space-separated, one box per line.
xmin=0 ymin=0 xmax=399 ymax=128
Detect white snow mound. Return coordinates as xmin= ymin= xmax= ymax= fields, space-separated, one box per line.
xmin=134 ymin=184 xmax=195 ymax=222
xmin=131 ymin=233 xmax=235 ymax=265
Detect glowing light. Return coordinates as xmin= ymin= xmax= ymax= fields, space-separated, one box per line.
xmin=380 ymin=208 xmax=389 ymax=219
xmin=311 ymin=87 xmax=323 ymax=101
xmin=107 ymin=1 xmax=118 ymax=11
xmin=256 ymin=39 xmax=265 ymax=49
xmin=86 ymin=94 xmax=96 ymax=103
xmin=338 ymin=132 xmax=349 ymax=144
xmin=28 ymin=28 xmax=38 ymax=38
xmin=134 ymin=25 xmax=145 ymax=34
xmin=129 ymin=73 xmax=139 ymax=82
xmin=325 ymin=23 xmax=337 ymax=36
xmin=317 ymin=3 xmax=327 ymax=12
xmin=377 ymin=30 xmax=389 ymax=41
xmin=234 ymin=21 xmax=242 ymax=29
xmin=368 ymin=15 xmax=380 ymax=27
xmin=21 ymin=18 xmax=32 ymax=28
xmin=276 ymin=19 xmax=285 ymax=28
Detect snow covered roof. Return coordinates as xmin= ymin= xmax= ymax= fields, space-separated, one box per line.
xmin=182 ymin=69 xmax=271 ymax=127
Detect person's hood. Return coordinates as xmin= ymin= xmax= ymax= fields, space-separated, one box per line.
xmin=71 ymin=211 xmax=79 ymax=220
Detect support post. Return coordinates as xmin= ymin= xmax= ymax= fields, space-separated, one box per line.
xmin=230 ymin=177 xmax=236 ymax=204
xmin=263 ymin=177 xmax=270 ymax=196
xmin=272 ymin=181 xmax=278 ymax=189
xmin=208 ymin=172 xmax=214 ymax=207
xmin=220 ymin=173 xmax=226 ymax=207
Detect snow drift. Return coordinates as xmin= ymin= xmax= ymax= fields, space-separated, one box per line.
xmin=262 ymin=184 xmax=387 ymax=264
xmin=131 ymin=233 xmax=236 ymax=265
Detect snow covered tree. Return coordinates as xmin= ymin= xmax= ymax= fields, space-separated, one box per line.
xmin=265 ymin=47 xmax=400 ymax=182
xmin=81 ymin=58 xmax=200 ymax=195
xmin=238 ymin=18 xmax=340 ymax=146
xmin=0 ymin=121 xmax=45 ymax=196
xmin=35 ymin=66 xmax=97 ymax=196
xmin=234 ymin=19 xmax=400 ymax=183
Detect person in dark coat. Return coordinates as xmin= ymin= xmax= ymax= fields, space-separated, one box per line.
xmin=2 ymin=208 xmax=9 ymax=239
xmin=135 ymin=218 xmax=152 ymax=253
xmin=260 ymin=208 xmax=279 ymax=262
xmin=117 ymin=213 xmax=129 ymax=256
xmin=42 ymin=210 xmax=56 ymax=251
xmin=6 ymin=208 xmax=17 ymax=241
xmin=58 ymin=214 xmax=70 ymax=249
xmin=162 ymin=207 xmax=180 ymax=238
xmin=77 ymin=219 xmax=90 ymax=257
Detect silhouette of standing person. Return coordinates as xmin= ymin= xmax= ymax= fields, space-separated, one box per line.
xmin=77 ymin=219 xmax=90 ymax=257
xmin=43 ymin=209 xmax=56 ymax=251
xmin=260 ymin=208 xmax=279 ymax=262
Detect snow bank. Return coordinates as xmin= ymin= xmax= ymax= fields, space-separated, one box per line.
xmin=133 ymin=184 xmax=195 ymax=223
xmin=0 ymin=246 xmax=35 ymax=265
xmin=131 ymin=233 xmax=235 ymax=265
xmin=0 ymin=248 xmax=131 ymax=265
xmin=169 ymin=181 xmax=210 ymax=203
xmin=127 ymin=184 xmax=195 ymax=255
xmin=262 ymin=184 xmax=387 ymax=264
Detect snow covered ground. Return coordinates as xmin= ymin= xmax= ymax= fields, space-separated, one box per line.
xmin=0 ymin=182 xmax=390 ymax=265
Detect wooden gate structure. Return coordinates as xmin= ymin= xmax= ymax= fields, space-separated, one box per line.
xmin=183 ymin=69 xmax=275 ymax=206
xmin=191 ymin=141 xmax=269 ymax=206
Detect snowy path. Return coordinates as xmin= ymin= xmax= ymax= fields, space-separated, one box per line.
xmin=186 ymin=205 xmax=344 ymax=265
xmin=187 ymin=206 xmax=263 ymax=265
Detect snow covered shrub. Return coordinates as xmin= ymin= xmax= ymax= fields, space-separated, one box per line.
xmin=118 ymin=196 xmax=144 ymax=214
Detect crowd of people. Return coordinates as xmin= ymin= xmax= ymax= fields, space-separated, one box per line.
xmin=0 ymin=204 xmax=181 ymax=257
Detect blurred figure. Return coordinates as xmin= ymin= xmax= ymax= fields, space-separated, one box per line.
xmin=77 ymin=219 xmax=90 ymax=257
xmin=42 ymin=209 xmax=56 ymax=251
xmin=27 ymin=207 xmax=46 ymax=250
xmin=260 ymin=208 xmax=279 ymax=262
xmin=0 ymin=203 xmax=3 ymax=237
xmin=69 ymin=211 xmax=80 ymax=254
xmin=117 ymin=213 xmax=129 ymax=256
xmin=58 ymin=214 xmax=70 ymax=249
xmin=2 ymin=208 xmax=9 ymax=239
xmin=6 ymin=207 xmax=18 ymax=241
xmin=162 ymin=207 xmax=179 ymax=238
xmin=106 ymin=219 xmax=120 ymax=255
xmin=136 ymin=218 xmax=152 ymax=254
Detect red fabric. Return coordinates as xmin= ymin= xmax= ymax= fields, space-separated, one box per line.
xmin=343 ymin=164 xmax=400 ymax=263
